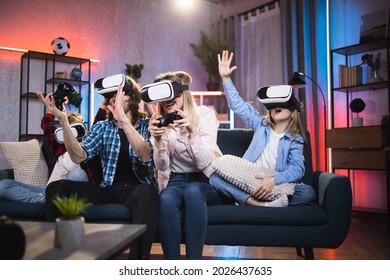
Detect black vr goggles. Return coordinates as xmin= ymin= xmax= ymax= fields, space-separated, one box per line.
xmin=257 ymin=85 xmax=301 ymax=111
xmin=141 ymin=80 xmax=189 ymax=104
xmin=95 ymin=74 xmax=135 ymax=98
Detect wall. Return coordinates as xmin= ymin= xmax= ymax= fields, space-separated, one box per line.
xmin=0 ymin=0 xmax=220 ymax=168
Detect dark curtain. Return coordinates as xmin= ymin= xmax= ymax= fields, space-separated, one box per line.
xmin=280 ymin=0 xmax=328 ymax=171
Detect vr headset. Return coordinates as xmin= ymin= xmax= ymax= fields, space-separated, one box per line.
xmin=257 ymin=85 xmax=301 ymax=111
xmin=54 ymin=123 xmax=86 ymax=144
xmin=95 ymin=74 xmax=134 ymax=98
xmin=141 ymin=80 xmax=189 ymax=103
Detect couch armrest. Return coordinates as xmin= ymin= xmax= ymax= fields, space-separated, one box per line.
xmin=313 ymin=171 xmax=352 ymax=245
xmin=0 ymin=169 xmax=14 ymax=181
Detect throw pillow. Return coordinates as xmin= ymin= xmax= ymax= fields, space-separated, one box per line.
xmin=211 ymin=154 xmax=295 ymax=201
xmin=0 ymin=139 xmax=49 ymax=186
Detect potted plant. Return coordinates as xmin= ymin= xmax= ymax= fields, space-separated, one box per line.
xmin=125 ymin=63 xmax=144 ymax=82
xmin=349 ymin=98 xmax=366 ymax=127
xmin=359 ymin=52 xmax=382 ymax=83
xmin=67 ymin=90 xmax=83 ymax=108
xmin=189 ymin=24 xmax=234 ymax=90
xmin=53 ymin=193 xmax=92 ymax=249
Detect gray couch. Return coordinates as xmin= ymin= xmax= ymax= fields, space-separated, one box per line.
xmin=0 ymin=129 xmax=352 ymax=259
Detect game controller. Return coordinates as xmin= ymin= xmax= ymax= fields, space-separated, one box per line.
xmin=156 ymin=111 xmax=182 ymax=127
xmin=53 ymin=82 xmax=76 ymax=111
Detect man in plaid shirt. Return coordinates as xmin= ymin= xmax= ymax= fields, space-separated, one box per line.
xmin=37 ymin=76 xmax=159 ymax=260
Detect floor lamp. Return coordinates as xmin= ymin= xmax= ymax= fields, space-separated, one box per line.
xmin=288 ymin=71 xmax=327 ymax=171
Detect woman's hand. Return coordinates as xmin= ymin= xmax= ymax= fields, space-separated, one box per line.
xmin=174 ymin=110 xmax=196 ymax=136
xmin=218 ymin=50 xmax=237 ymax=82
xmin=36 ymin=92 xmax=67 ymax=122
xmin=252 ymin=175 xmax=276 ymax=200
xmin=148 ymin=114 xmax=166 ymax=139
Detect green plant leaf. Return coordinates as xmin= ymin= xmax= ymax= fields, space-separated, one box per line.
xmin=189 ymin=24 xmax=234 ymax=80
xmin=125 ymin=63 xmax=144 ymax=80
xmin=67 ymin=91 xmax=83 ymax=108
xmin=52 ymin=193 xmax=92 ymax=220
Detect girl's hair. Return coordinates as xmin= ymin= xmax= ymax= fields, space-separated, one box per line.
xmin=107 ymin=75 xmax=148 ymax=124
xmin=67 ymin=112 xmax=84 ymax=124
xmin=155 ymin=71 xmax=198 ymax=126
xmin=263 ymin=102 xmax=307 ymax=147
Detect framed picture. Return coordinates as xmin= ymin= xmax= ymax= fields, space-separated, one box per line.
xmin=359 ymin=8 xmax=390 ymax=43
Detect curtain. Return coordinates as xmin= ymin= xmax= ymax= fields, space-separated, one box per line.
xmin=280 ymin=0 xmax=328 ymax=171
xmin=231 ymin=0 xmax=327 ymax=171
xmin=234 ymin=1 xmax=283 ymax=127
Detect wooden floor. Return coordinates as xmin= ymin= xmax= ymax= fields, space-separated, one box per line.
xmin=148 ymin=212 xmax=390 ymax=260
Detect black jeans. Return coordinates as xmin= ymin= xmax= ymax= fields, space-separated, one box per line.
xmin=45 ymin=179 xmax=160 ymax=259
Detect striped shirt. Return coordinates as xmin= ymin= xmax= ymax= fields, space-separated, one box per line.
xmin=81 ymin=116 xmax=157 ymax=188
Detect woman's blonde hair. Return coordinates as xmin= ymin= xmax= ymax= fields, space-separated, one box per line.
xmin=67 ymin=112 xmax=84 ymax=124
xmin=155 ymin=71 xmax=198 ymax=126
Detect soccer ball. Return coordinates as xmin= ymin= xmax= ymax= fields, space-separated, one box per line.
xmin=51 ymin=37 xmax=70 ymax=56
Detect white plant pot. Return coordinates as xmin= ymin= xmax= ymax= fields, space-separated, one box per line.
xmin=352 ymin=117 xmax=363 ymax=127
xmin=54 ymin=216 xmax=85 ymax=249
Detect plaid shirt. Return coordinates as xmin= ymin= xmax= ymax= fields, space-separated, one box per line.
xmin=81 ymin=116 xmax=157 ymax=188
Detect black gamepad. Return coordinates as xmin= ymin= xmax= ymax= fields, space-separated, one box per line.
xmin=54 ymin=82 xmax=75 ymax=111
xmin=156 ymin=111 xmax=182 ymax=127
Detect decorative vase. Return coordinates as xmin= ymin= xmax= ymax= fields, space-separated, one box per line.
xmin=368 ymin=70 xmax=383 ymax=83
xmin=54 ymin=216 xmax=85 ymax=249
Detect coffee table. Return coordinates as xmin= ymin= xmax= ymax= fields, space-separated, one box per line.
xmin=17 ymin=221 xmax=146 ymax=260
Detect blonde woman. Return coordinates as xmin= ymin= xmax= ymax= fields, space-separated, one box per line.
xmin=148 ymin=71 xmax=222 ymax=260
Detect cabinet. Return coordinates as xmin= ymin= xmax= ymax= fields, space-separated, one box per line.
xmin=192 ymin=91 xmax=234 ymax=129
xmin=19 ymin=51 xmax=92 ymax=141
xmin=328 ymin=39 xmax=390 ymax=229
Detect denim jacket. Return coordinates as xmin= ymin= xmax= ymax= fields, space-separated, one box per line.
xmin=223 ymin=80 xmax=305 ymax=185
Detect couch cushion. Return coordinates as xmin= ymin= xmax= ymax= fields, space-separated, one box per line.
xmin=207 ymin=204 xmax=327 ymax=226
xmin=0 ymin=198 xmax=46 ymax=220
xmin=0 ymin=140 xmax=49 ymax=186
xmin=217 ymin=129 xmax=253 ymax=157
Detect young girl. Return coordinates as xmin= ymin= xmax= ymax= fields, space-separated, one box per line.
xmin=148 ymin=71 xmax=222 ymax=259
xmin=209 ymin=50 xmax=315 ymax=207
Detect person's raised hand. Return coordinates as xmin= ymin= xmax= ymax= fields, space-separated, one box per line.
xmin=218 ymin=50 xmax=237 ymax=82
xmin=36 ymin=92 xmax=67 ymax=122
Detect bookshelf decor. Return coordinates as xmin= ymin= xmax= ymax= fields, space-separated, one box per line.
xmin=349 ymin=98 xmax=366 ymax=127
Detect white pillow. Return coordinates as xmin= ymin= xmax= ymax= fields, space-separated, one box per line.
xmin=0 ymin=139 xmax=49 ymax=186
xmin=211 ymin=155 xmax=295 ymax=201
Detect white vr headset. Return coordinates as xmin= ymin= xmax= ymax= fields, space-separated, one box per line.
xmin=257 ymin=85 xmax=301 ymax=111
xmin=54 ymin=123 xmax=86 ymax=144
xmin=141 ymin=80 xmax=189 ymax=104
xmin=95 ymin=74 xmax=134 ymax=97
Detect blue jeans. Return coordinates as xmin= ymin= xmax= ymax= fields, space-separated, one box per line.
xmin=0 ymin=179 xmax=46 ymax=203
xmin=158 ymin=172 xmax=222 ymax=260
xmin=0 ymin=168 xmax=88 ymax=203
xmin=209 ymin=172 xmax=315 ymax=206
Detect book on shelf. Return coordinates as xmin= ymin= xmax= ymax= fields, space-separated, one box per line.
xmin=338 ymin=64 xmax=362 ymax=87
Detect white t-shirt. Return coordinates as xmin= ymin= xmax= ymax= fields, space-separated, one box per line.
xmin=46 ymin=152 xmax=87 ymax=185
xmin=255 ymin=130 xmax=285 ymax=170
